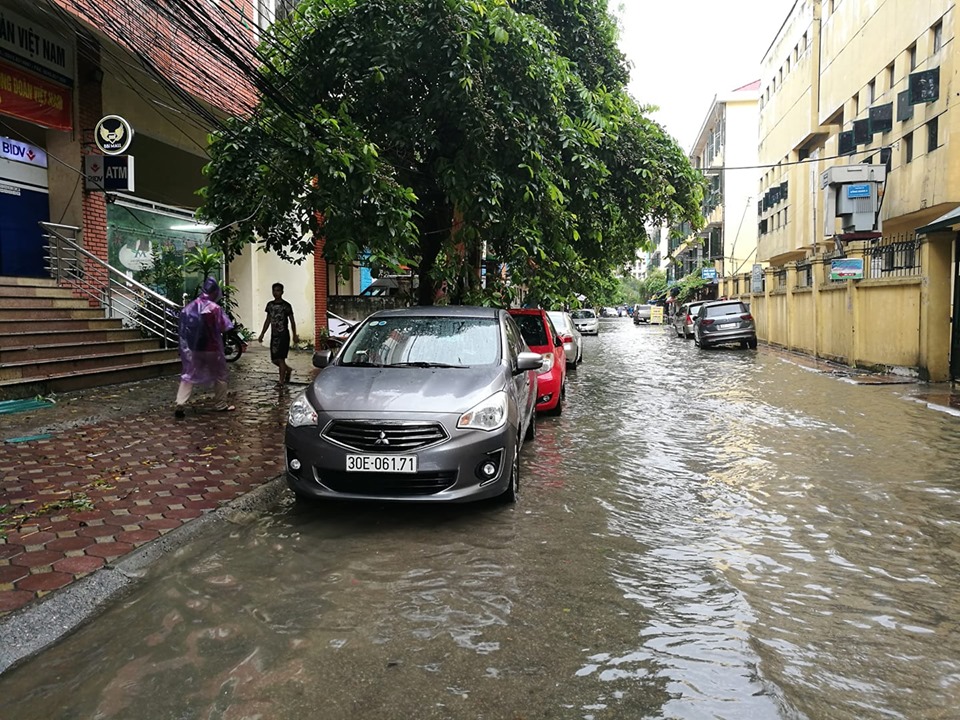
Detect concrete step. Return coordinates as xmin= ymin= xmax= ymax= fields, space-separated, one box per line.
xmin=0 ymin=306 xmax=105 ymax=320
xmin=0 ymin=295 xmax=93 ymax=309
xmin=0 ymin=357 xmax=182 ymax=400
xmin=0 ymin=348 xmax=180 ymax=382
xmin=0 ymin=327 xmax=143 ymax=349
xmin=0 ymin=284 xmax=78 ymax=300
xmin=0 ymin=338 xmax=164 ymax=363
xmin=0 ymin=317 xmax=125 ymax=334
xmin=0 ymin=275 xmax=58 ymax=288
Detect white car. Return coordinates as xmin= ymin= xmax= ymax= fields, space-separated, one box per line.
xmin=570 ymin=308 xmax=599 ymax=336
xmin=547 ymin=310 xmax=583 ymax=367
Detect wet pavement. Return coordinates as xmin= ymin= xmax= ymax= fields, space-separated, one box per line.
xmin=0 ymin=344 xmax=314 ymax=618
xmin=4 ymin=323 xmax=960 ymax=719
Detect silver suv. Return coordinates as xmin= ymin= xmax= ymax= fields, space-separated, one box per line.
xmin=694 ymin=300 xmax=757 ymax=349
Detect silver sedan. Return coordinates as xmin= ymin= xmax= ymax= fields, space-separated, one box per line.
xmin=285 ymin=306 xmax=542 ymax=503
xmin=547 ymin=310 xmax=583 ymax=367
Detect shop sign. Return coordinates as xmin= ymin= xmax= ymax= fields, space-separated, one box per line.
xmin=94 ymin=115 xmax=134 ymax=155
xmin=751 ymin=264 xmax=764 ymax=293
xmin=84 ymin=153 xmax=135 ymax=192
xmin=701 ymin=267 xmax=718 ymax=281
xmin=0 ymin=59 xmax=72 ymax=131
xmin=0 ymin=7 xmax=74 ymax=86
xmin=0 ymin=137 xmax=46 ymax=167
xmin=830 ymin=258 xmax=864 ymax=281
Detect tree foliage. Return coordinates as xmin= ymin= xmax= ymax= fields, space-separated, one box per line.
xmin=200 ymin=0 xmax=705 ymax=305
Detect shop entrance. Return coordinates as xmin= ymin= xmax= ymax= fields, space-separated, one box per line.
xmin=0 ymin=139 xmax=50 ymax=278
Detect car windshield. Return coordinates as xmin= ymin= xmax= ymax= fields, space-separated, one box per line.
xmin=547 ymin=312 xmax=568 ymax=331
xmin=704 ymin=303 xmax=748 ymax=318
xmin=512 ymin=314 xmax=548 ymax=347
xmin=341 ymin=317 xmax=499 ymax=366
xmin=571 ymin=310 xmax=595 ymax=319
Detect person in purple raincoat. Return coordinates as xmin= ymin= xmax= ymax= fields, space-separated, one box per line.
xmin=174 ymin=277 xmax=235 ymax=418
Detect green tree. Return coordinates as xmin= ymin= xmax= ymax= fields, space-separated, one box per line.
xmin=200 ymin=0 xmax=704 ymax=305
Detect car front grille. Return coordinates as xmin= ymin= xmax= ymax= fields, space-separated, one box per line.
xmin=323 ymin=421 xmax=447 ymax=452
xmin=314 ymin=469 xmax=458 ymax=496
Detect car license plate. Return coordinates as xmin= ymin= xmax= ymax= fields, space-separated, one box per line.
xmin=346 ymin=455 xmax=418 ymax=473
xmin=719 ymin=322 xmax=737 ymax=329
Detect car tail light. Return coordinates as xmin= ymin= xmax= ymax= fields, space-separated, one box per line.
xmin=700 ymin=318 xmax=715 ymax=327
xmin=685 ymin=314 xmax=692 ymax=323
xmin=559 ymin=334 xmax=572 ymax=343
xmin=741 ymin=313 xmax=753 ymax=321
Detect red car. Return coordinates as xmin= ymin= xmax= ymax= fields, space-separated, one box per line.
xmin=508 ymin=308 xmax=567 ymax=415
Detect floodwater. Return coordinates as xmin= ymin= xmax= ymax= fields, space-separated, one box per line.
xmin=3 ymin=319 xmax=960 ymax=719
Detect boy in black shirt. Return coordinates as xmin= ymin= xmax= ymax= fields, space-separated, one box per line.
xmin=258 ymin=282 xmax=298 ymax=386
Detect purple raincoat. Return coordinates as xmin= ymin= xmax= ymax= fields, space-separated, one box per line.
xmin=178 ymin=278 xmax=234 ymax=385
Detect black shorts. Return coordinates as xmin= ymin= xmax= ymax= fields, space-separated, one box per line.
xmin=270 ymin=331 xmax=290 ymax=361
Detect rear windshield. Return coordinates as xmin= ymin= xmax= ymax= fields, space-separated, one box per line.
xmin=512 ymin=313 xmax=548 ymax=347
xmin=571 ymin=310 xmax=596 ymax=319
xmin=704 ymin=303 xmax=748 ymax=318
xmin=547 ymin=312 xmax=568 ymax=331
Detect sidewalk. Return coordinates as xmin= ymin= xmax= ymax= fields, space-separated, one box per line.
xmin=0 ymin=344 xmax=315 ymax=617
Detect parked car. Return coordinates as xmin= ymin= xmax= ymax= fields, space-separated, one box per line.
xmin=546 ymin=310 xmax=583 ymax=368
xmin=285 ymin=306 xmax=542 ymax=504
xmin=633 ymin=304 xmax=652 ymax=324
xmin=570 ymin=308 xmax=599 ymax=336
xmin=694 ymin=300 xmax=758 ymax=349
xmin=673 ymin=301 xmax=704 ymax=339
xmin=508 ymin=308 xmax=567 ymax=415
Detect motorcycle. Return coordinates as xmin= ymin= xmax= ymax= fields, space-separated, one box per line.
xmin=223 ymin=326 xmax=248 ymax=362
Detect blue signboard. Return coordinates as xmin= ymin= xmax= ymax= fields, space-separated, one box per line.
xmin=701 ymin=267 xmax=718 ymax=281
xmin=846 ymin=183 xmax=871 ymax=199
xmin=830 ymin=258 xmax=864 ymax=280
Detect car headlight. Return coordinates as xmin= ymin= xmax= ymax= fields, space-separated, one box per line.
xmin=288 ymin=391 xmax=318 ymax=427
xmin=458 ymin=391 xmax=507 ymax=431
xmin=537 ymin=353 xmax=555 ymax=375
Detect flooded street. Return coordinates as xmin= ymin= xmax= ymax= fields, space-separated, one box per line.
xmin=3 ymin=318 xmax=960 ymax=719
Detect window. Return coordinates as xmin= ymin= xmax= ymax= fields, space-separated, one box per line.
xmin=933 ymin=20 xmax=943 ymax=53
xmin=853 ymin=94 xmax=859 ymax=117
xmin=909 ymin=43 xmax=918 ymax=70
xmin=868 ymin=79 xmax=876 ymax=103
xmin=904 ymin=132 xmax=914 ymax=163
xmin=887 ymin=63 xmax=896 ymax=90
xmin=928 ymin=117 xmax=939 ymax=151
xmin=255 ymin=0 xmax=296 ymax=30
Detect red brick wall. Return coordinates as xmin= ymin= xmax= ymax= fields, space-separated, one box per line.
xmin=77 ymin=43 xmax=108 ymax=302
xmin=313 ymin=236 xmax=328 ymax=346
xmin=53 ymin=0 xmax=257 ymax=115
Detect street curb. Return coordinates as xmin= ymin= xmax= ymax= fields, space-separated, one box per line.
xmin=0 ymin=476 xmax=288 ymax=676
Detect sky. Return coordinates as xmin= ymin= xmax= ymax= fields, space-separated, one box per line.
xmin=615 ymin=0 xmax=796 ymax=153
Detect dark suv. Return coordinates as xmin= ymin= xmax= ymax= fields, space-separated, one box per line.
xmin=694 ymin=300 xmax=758 ymax=349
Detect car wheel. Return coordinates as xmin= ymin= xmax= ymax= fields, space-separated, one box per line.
xmin=740 ymin=339 xmax=748 ymax=349
xmin=525 ymin=410 xmax=536 ymax=441
xmin=748 ymin=337 xmax=758 ymax=349
xmin=499 ymin=445 xmax=520 ymax=503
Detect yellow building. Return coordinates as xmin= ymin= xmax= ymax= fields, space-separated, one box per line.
xmin=731 ymin=0 xmax=959 ymax=380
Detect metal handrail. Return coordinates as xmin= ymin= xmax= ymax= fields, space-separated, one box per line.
xmin=41 ymin=222 xmax=181 ymax=348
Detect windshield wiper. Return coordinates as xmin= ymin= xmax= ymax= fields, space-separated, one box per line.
xmin=340 ymin=360 xmax=380 ymax=367
xmin=386 ymin=361 xmax=466 ymax=369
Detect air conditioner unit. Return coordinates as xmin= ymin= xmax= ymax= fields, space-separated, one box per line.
xmin=821 ymin=164 xmax=887 ymax=235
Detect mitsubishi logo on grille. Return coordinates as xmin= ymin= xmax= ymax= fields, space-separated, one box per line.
xmin=374 ymin=431 xmax=390 ymax=446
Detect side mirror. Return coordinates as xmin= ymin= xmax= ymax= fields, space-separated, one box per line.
xmin=313 ymin=349 xmax=333 ymax=368
xmin=515 ymin=351 xmax=544 ymax=374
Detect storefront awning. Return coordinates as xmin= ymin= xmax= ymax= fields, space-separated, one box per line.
xmin=916 ymin=205 xmax=960 ymax=235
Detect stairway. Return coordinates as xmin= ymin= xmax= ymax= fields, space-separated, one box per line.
xmin=0 ymin=276 xmax=181 ymax=400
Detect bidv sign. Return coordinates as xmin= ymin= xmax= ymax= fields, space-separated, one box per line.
xmin=83 ymin=154 xmax=135 ymax=192
xmin=0 ymin=138 xmax=47 ymax=168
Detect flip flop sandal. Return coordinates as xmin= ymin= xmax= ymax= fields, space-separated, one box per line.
xmin=214 ymin=404 xmax=236 ymax=412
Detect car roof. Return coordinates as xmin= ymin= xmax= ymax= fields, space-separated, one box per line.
xmin=369 ymin=305 xmax=502 ymax=320
xmin=508 ymin=308 xmax=547 ymax=316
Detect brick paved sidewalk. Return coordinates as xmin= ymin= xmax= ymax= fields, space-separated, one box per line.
xmin=0 ymin=345 xmax=315 ymax=616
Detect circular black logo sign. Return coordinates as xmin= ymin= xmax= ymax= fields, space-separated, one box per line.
xmin=95 ymin=115 xmax=134 ymax=155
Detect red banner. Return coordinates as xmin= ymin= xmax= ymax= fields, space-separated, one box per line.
xmin=0 ymin=60 xmax=72 ymax=132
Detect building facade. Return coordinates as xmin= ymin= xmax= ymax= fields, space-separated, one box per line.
xmin=723 ymin=0 xmax=959 ymax=380
xmin=0 ymin=0 xmax=322 ymax=345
